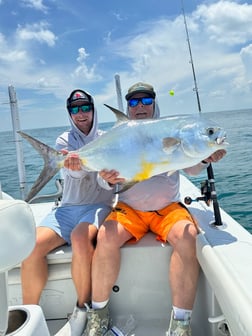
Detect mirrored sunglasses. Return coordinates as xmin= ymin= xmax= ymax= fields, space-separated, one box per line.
xmin=69 ymin=104 xmax=93 ymax=114
xmin=128 ymin=97 xmax=153 ymax=107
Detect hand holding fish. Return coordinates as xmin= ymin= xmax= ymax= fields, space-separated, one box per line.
xmin=99 ymin=169 xmax=126 ymax=185
xmin=62 ymin=150 xmax=125 ymax=184
xmin=202 ymin=149 xmax=227 ymax=164
xmin=62 ymin=149 xmax=124 ymax=184
xmin=61 ymin=150 xmax=82 ymax=171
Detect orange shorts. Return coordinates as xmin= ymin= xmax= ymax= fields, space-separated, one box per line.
xmin=105 ymin=201 xmax=195 ymax=242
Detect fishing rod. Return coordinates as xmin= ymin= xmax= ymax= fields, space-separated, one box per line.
xmin=181 ymin=0 xmax=223 ymax=226
xmin=181 ymin=1 xmax=201 ymax=114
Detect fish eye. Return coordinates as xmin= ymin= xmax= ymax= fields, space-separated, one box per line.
xmin=207 ymin=127 xmax=215 ymax=136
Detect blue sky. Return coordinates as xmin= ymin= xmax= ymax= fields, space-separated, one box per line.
xmin=0 ymin=0 xmax=252 ymax=131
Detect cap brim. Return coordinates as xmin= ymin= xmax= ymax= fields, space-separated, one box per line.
xmin=125 ymin=90 xmax=155 ymax=100
xmin=70 ymin=98 xmax=89 ymax=105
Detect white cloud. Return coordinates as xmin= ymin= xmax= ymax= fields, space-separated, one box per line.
xmin=0 ymin=33 xmax=28 ymax=62
xmin=0 ymin=49 xmax=28 ymax=62
xmin=72 ymin=48 xmax=102 ymax=81
xmin=196 ymin=1 xmax=252 ymax=45
xmin=76 ymin=47 xmax=89 ymax=62
xmin=240 ymin=44 xmax=252 ymax=80
xmin=21 ymin=0 xmax=48 ymax=13
xmin=112 ymin=11 xmax=127 ymax=21
xmin=17 ymin=22 xmax=57 ymax=46
xmin=0 ymin=33 xmax=28 ymax=65
xmin=37 ymin=77 xmax=61 ymax=88
xmin=103 ymin=31 xmax=112 ymax=45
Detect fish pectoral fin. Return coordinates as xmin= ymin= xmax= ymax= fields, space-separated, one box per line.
xmin=162 ymin=137 xmax=181 ymax=154
xmin=114 ymin=180 xmax=139 ymax=194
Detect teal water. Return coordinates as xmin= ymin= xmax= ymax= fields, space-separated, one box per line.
xmin=188 ymin=109 xmax=251 ymax=233
xmin=0 ymin=109 xmax=251 ymax=233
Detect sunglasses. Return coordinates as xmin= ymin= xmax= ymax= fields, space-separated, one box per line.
xmin=69 ymin=104 xmax=93 ymax=114
xmin=128 ymin=97 xmax=153 ymax=107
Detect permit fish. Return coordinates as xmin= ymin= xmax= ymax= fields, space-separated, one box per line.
xmin=18 ymin=105 xmax=228 ymax=202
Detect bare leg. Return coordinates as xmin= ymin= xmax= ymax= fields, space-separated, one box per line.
xmin=92 ymin=220 xmax=132 ymax=302
xmin=21 ymin=226 xmax=66 ymax=304
xmin=71 ymin=222 xmax=98 ymax=306
xmin=167 ymin=220 xmax=199 ymax=309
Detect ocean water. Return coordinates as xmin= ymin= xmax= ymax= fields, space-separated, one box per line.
xmin=0 ymin=109 xmax=251 ymax=233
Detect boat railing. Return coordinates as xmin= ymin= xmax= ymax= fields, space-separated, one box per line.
xmin=27 ymin=178 xmax=64 ymax=204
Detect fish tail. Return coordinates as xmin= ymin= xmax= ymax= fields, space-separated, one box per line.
xmin=18 ymin=131 xmax=62 ymax=202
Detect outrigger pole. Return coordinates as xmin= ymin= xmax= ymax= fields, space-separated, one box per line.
xmin=181 ymin=0 xmax=223 ymax=226
xmin=114 ymin=73 xmax=124 ymax=111
xmin=8 ymin=85 xmax=27 ymax=200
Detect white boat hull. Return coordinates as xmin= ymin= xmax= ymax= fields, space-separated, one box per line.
xmin=3 ymin=175 xmax=252 ymax=335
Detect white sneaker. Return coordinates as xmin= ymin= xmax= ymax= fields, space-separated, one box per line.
xmin=55 ymin=304 xmax=87 ymax=336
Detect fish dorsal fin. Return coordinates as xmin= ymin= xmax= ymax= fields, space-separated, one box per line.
xmin=162 ymin=137 xmax=181 ymax=154
xmin=104 ymin=104 xmax=129 ymax=125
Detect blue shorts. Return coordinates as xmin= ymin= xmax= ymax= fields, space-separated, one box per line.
xmin=38 ymin=203 xmax=111 ymax=244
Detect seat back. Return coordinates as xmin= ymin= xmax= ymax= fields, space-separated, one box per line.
xmin=0 ymin=200 xmax=36 ymax=272
xmin=0 ymin=200 xmax=36 ymax=335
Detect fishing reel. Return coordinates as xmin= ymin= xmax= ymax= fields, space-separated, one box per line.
xmin=184 ymin=180 xmax=211 ymax=206
xmin=184 ymin=163 xmax=223 ymax=226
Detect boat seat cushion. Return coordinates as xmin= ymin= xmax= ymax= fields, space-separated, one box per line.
xmin=46 ymin=231 xmax=169 ymax=265
xmin=47 ymin=244 xmax=72 ymax=264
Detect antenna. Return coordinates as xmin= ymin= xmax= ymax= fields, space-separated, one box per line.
xmin=181 ymin=0 xmax=201 ymax=114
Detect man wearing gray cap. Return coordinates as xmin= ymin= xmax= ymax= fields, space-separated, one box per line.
xmin=83 ymin=82 xmax=226 ymax=336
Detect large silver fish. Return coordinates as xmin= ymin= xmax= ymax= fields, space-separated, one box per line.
xmin=18 ymin=105 xmax=228 ymax=202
